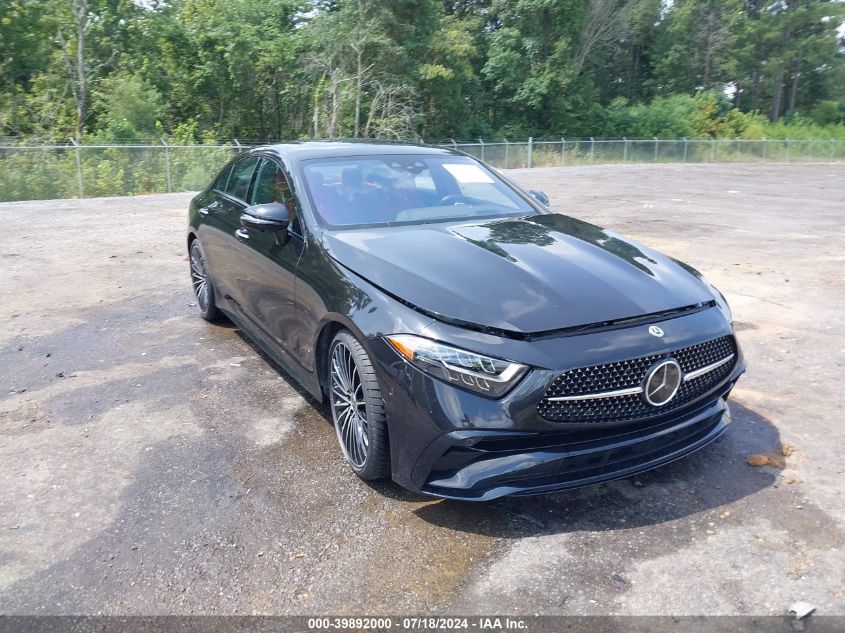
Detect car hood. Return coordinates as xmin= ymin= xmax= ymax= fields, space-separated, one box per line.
xmin=322 ymin=213 xmax=715 ymax=335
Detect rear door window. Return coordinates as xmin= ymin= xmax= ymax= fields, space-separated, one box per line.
xmin=212 ymin=164 xmax=233 ymax=193
xmin=224 ymin=156 xmax=259 ymax=202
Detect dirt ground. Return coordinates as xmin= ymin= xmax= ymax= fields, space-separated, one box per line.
xmin=0 ymin=163 xmax=843 ymax=616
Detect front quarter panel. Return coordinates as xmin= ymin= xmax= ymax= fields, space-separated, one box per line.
xmin=291 ymin=230 xmax=435 ymax=376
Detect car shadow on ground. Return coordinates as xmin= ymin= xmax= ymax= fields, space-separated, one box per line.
xmin=402 ymin=402 xmax=784 ymax=538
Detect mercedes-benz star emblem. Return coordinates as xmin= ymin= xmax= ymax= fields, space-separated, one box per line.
xmin=642 ymin=358 xmax=682 ymax=407
xmin=648 ymin=325 xmax=664 ymax=337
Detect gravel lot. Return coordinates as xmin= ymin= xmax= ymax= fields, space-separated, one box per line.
xmin=0 ymin=163 xmax=843 ymax=616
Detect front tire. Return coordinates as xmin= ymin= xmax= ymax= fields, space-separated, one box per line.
xmin=328 ymin=331 xmax=390 ymax=480
xmin=189 ymin=239 xmax=220 ymax=322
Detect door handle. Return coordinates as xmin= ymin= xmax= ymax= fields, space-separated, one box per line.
xmin=198 ymin=201 xmax=220 ymax=216
xmin=235 ymin=228 xmax=250 ymax=241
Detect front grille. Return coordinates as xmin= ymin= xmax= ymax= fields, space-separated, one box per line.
xmin=537 ymin=335 xmax=736 ymax=423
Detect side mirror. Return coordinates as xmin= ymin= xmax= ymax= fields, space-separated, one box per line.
xmin=528 ymin=190 xmax=550 ymax=206
xmin=241 ymin=203 xmax=290 ymax=244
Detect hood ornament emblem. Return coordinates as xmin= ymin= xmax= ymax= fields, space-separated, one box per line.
xmin=648 ymin=325 xmax=664 ymax=338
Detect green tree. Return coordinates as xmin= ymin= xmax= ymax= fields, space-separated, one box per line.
xmin=650 ymin=0 xmax=746 ymax=95
xmin=92 ymin=72 xmax=164 ymax=141
xmin=1 ymin=0 xmax=843 ymax=145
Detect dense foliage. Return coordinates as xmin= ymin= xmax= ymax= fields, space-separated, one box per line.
xmin=1 ymin=0 xmax=844 ymax=143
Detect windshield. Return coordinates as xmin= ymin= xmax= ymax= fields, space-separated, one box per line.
xmin=300 ymin=155 xmax=537 ymax=229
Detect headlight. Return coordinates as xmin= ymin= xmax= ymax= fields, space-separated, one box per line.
xmin=385 ymin=334 xmax=528 ymax=398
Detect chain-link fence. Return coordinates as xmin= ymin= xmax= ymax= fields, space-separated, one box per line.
xmin=1 ymin=137 xmax=843 ymax=202
xmin=446 ymin=137 xmax=845 ymax=169
xmin=0 ymin=142 xmax=235 ymax=202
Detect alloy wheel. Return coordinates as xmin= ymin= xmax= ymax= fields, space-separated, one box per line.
xmin=190 ymin=243 xmax=211 ymax=312
xmin=330 ymin=341 xmax=369 ymax=468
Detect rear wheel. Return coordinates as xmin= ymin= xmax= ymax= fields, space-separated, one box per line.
xmin=189 ymin=239 xmax=220 ymax=322
xmin=328 ymin=331 xmax=390 ymax=480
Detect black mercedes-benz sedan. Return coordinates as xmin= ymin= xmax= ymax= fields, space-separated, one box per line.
xmin=187 ymin=141 xmax=745 ymax=500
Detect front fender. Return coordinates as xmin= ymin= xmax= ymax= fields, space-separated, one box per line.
xmin=293 ymin=234 xmax=434 ymax=385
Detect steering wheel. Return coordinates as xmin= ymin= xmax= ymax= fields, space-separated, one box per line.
xmin=438 ymin=194 xmax=474 ymax=206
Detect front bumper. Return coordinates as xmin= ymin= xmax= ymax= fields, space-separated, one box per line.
xmin=367 ymin=307 xmax=745 ymax=501
xmin=416 ymin=393 xmax=734 ymax=500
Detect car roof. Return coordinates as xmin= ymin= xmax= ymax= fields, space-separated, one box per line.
xmin=252 ymin=140 xmax=461 ymax=163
